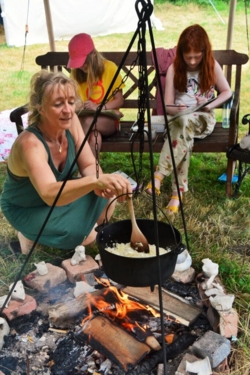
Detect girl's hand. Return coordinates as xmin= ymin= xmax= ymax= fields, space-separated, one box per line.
xmin=84 ymin=101 xmax=97 ymax=110
xmin=195 ymin=95 xmax=207 ymax=105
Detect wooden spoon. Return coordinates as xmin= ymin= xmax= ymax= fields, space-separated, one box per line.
xmin=127 ymin=196 xmax=149 ymax=253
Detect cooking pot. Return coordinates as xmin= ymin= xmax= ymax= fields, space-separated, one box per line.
xmin=96 ymin=219 xmax=185 ymax=287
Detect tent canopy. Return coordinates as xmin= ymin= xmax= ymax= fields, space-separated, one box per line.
xmin=1 ymin=0 xmax=141 ymax=47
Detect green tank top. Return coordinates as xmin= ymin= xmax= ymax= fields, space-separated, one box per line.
xmin=2 ymin=125 xmax=77 ymax=207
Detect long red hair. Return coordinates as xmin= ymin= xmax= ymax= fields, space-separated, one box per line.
xmin=173 ymin=24 xmax=215 ymax=93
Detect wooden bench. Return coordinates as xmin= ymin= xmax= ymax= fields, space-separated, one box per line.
xmin=10 ymin=50 xmax=249 ymax=196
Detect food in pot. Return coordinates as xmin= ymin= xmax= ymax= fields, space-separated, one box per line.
xmin=105 ymin=242 xmax=170 ymax=258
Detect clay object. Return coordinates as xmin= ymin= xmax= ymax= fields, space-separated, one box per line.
xmin=0 ymin=295 xmax=11 ymax=308
xmin=202 ymin=258 xmax=219 ymax=278
xmin=73 ymin=281 xmax=95 ymax=297
xmin=9 ymin=280 xmax=25 ymax=301
xmin=186 ymin=356 xmax=212 ymax=375
xmin=71 ymin=245 xmax=86 ymax=266
xmin=174 ymin=249 xmax=192 ymax=272
xmin=0 ymin=317 xmax=10 ymax=350
xmin=209 ymin=294 xmax=235 ymax=311
xmin=34 ymin=261 xmax=48 ymax=276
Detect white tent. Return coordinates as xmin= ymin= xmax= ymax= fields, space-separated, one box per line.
xmin=0 ymin=0 xmax=143 ymax=47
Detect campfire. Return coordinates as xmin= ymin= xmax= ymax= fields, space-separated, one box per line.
xmin=0 ymin=249 xmax=236 ymax=375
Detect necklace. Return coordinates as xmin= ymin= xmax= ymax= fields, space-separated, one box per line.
xmin=38 ymin=126 xmax=63 ymax=153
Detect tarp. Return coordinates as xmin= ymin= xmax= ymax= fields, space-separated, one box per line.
xmin=0 ymin=0 xmax=144 ymax=47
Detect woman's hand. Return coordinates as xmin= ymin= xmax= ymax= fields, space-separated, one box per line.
xmin=94 ymin=173 xmax=132 ymax=202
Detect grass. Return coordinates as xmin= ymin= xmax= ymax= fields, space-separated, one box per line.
xmin=0 ymin=1 xmax=250 ymax=373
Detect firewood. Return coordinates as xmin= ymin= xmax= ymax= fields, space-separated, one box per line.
xmin=48 ymin=290 xmax=105 ymax=328
xmin=78 ymin=315 xmax=151 ymax=371
xmin=123 ymin=286 xmax=202 ymax=326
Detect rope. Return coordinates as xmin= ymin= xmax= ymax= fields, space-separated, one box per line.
xmin=20 ymin=0 xmax=30 ymax=71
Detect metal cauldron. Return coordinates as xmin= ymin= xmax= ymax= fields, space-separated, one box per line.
xmin=96 ymin=219 xmax=185 ymax=287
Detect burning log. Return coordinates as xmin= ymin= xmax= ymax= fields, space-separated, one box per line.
xmin=76 ymin=315 xmax=151 ymax=371
xmin=123 ymin=286 xmax=202 ymax=326
xmin=48 ymin=290 xmax=105 ymax=328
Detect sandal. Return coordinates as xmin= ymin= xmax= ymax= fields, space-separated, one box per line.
xmin=165 ymin=194 xmax=182 ymax=214
xmin=145 ymin=173 xmax=164 ymax=196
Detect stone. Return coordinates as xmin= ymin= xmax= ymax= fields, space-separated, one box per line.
xmin=61 ymin=255 xmax=99 ymax=284
xmin=2 ymin=294 xmax=37 ymax=321
xmin=24 ymin=263 xmax=67 ymax=292
xmin=191 ymin=330 xmax=231 ymax=368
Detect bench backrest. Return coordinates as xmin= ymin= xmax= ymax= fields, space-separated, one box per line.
xmin=35 ymin=49 xmax=248 ymax=112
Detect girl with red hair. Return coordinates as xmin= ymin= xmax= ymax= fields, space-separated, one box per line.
xmin=146 ymin=24 xmax=231 ymax=214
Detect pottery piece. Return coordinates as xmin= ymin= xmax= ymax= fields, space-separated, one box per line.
xmin=186 ymin=356 xmax=212 ymax=375
xmin=209 ymin=294 xmax=235 ymax=311
xmin=0 ymin=295 xmax=11 ymax=308
xmin=71 ymin=245 xmax=86 ymax=266
xmin=0 ymin=317 xmax=10 ymax=350
xmin=34 ymin=261 xmax=48 ymax=276
xmin=174 ymin=249 xmax=192 ymax=272
xmin=73 ymin=281 xmax=95 ymax=297
xmin=9 ymin=280 xmax=25 ymax=301
xmin=202 ymin=258 xmax=219 ymax=278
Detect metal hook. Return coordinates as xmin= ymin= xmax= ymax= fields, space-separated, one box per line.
xmin=135 ymin=0 xmax=153 ymax=24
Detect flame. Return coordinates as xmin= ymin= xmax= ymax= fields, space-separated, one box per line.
xmin=82 ymin=284 xmax=160 ymax=330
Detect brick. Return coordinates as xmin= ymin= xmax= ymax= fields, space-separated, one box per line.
xmin=213 ymin=357 xmax=230 ymax=374
xmin=207 ymin=305 xmax=220 ymax=333
xmin=191 ymin=330 xmax=231 ymax=368
xmin=2 ymin=294 xmax=37 ymax=321
xmin=219 ymin=308 xmax=238 ymax=338
xmin=61 ymin=255 xmax=99 ymax=283
xmin=24 ymin=263 xmax=67 ymax=292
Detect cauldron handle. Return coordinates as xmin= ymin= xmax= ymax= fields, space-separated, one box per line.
xmin=174 ymin=242 xmax=186 ymax=254
xmin=95 ymin=195 xmax=121 ymax=233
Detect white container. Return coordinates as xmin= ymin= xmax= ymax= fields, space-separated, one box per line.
xmin=150 ymin=115 xmax=165 ymax=133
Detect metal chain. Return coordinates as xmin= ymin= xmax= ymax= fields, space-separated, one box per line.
xmin=136 ymin=16 xmax=147 ymax=186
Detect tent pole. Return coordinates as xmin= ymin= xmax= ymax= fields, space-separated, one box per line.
xmin=226 ymin=0 xmax=237 ymax=49
xmin=43 ymin=0 xmax=56 ymax=51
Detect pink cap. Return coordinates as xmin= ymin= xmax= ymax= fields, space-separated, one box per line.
xmin=67 ymin=33 xmax=95 ymax=69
